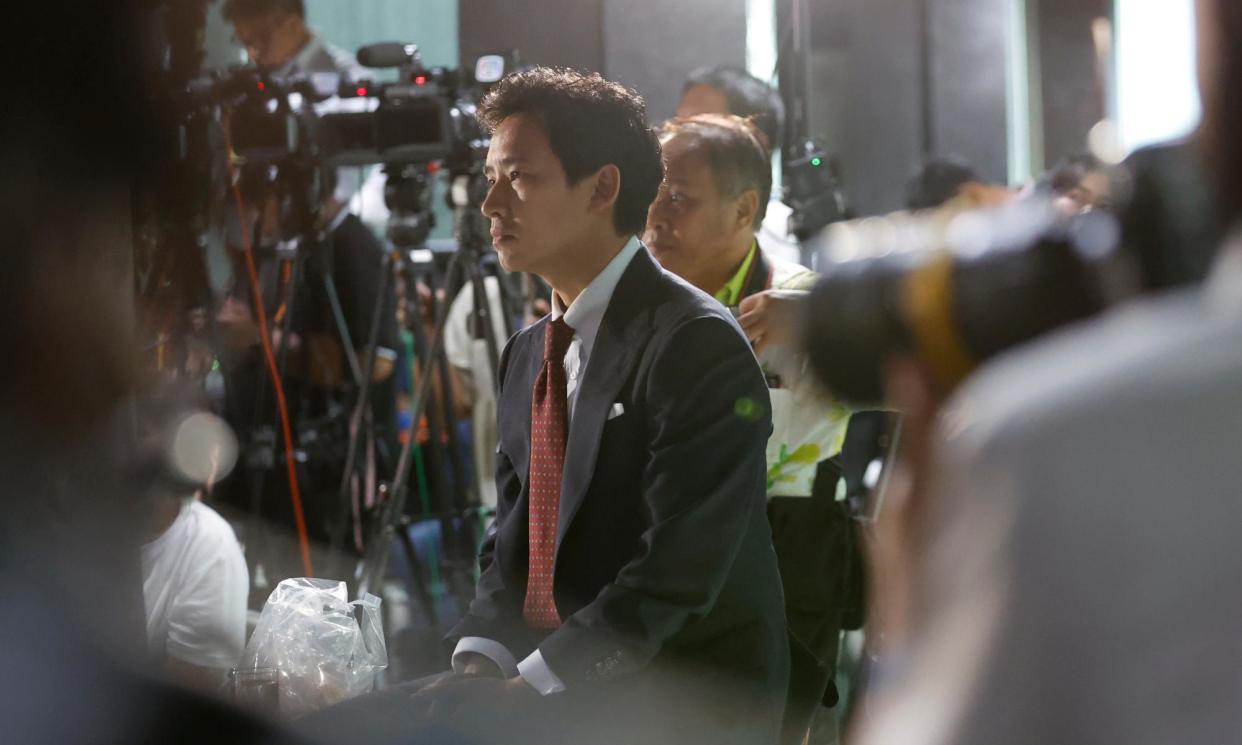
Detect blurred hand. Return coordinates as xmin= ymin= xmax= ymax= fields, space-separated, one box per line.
xmin=216 ymin=296 xmax=260 ymax=351
xmin=737 ymin=289 xmax=807 ymax=356
xmin=456 ymin=652 xmax=504 ymax=678
xmin=415 ymin=281 xmax=436 ymax=327
xmin=866 ymin=355 xmax=944 ymax=652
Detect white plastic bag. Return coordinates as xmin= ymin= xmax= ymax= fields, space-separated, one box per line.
xmin=238 ymin=578 xmax=387 ymax=718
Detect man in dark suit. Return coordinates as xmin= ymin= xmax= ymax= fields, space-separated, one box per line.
xmin=429 ymin=68 xmax=787 ymax=743
xmin=302 ymin=66 xmax=787 ymax=745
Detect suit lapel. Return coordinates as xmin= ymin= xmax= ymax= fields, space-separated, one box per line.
xmin=503 ymin=320 xmax=542 ymax=495
xmin=554 ymin=250 xmax=656 ymax=554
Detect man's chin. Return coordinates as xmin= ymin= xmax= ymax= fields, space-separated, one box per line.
xmin=494 ymin=245 xmax=523 ymax=273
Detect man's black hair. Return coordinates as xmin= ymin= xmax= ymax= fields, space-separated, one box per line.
xmin=222 ymin=0 xmax=305 ymax=22
xmin=478 ymin=67 xmax=664 ymax=237
xmin=905 ymin=157 xmax=981 ymax=211
xmin=682 ymin=66 xmax=785 ymax=152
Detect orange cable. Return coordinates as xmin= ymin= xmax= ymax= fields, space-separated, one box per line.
xmin=222 ymin=114 xmax=314 ymax=578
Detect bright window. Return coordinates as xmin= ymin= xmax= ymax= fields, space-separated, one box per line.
xmin=1115 ymin=0 xmax=1200 ymax=153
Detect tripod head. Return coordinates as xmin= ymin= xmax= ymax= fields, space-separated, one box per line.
xmin=236 ymin=158 xmax=328 ymax=255
xmin=383 ymin=162 xmax=437 ymax=249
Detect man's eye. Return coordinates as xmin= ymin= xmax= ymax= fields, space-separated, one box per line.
xmin=509 ymin=171 xmax=522 ymax=181
xmin=486 ymin=177 xmax=496 ymax=186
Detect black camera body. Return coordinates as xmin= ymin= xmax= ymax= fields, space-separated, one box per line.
xmin=783 ymin=138 xmax=847 ymax=241
xmin=189 ymin=43 xmax=510 ymax=171
xmin=320 ymin=43 xmax=465 ymax=167
xmin=804 ymin=197 xmax=1134 ymax=405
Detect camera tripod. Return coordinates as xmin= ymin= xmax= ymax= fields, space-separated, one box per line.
xmin=354 ymin=157 xmax=521 ymax=610
xmin=230 ymin=158 xmax=395 ymax=589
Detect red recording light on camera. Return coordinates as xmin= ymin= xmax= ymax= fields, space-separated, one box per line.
xmin=414 ymin=75 xmax=427 ymax=85
xmin=356 ymin=86 xmax=368 ymax=96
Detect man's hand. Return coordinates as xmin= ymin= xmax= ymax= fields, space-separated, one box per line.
xmin=455 ymin=652 xmax=505 ymax=678
xmin=867 ymin=355 xmax=945 ymax=651
xmin=737 ymin=289 xmax=808 ymax=356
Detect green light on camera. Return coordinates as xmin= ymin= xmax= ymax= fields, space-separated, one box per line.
xmin=811 ymin=157 xmax=822 ymax=167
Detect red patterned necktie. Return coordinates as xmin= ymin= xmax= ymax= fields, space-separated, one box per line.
xmin=524 ymin=317 xmax=575 ymax=630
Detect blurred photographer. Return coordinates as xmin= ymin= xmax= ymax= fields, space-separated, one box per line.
xmin=848 ymin=1 xmax=1242 ymax=743
xmin=0 ymin=3 xmax=303 ymax=742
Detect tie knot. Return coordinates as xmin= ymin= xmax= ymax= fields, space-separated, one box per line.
xmin=544 ymin=318 xmax=575 ymax=361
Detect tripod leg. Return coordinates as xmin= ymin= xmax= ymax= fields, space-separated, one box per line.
xmin=329 ymin=251 xmax=396 ymax=555
xmin=356 ymin=250 xmax=464 ymax=598
xmin=396 ymin=521 xmax=441 ymax=631
xmin=404 ymin=283 xmax=448 ymax=510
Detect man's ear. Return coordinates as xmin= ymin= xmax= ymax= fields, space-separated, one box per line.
xmin=589 ymin=164 xmax=622 ymax=215
xmin=734 ymin=189 xmax=761 ymax=232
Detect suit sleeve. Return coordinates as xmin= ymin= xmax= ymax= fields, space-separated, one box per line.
xmin=445 ymin=333 xmax=532 ymax=654
xmin=538 ymin=316 xmax=773 ymax=687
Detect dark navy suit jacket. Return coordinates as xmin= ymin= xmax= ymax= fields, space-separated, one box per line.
xmin=448 ymin=247 xmax=789 ymax=743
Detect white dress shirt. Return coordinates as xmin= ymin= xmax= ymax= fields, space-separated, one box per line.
xmin=453 ymin=236 xmax=642 ymax=695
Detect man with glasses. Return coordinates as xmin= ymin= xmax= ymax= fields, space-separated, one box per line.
xmin=223 ymin=0 xmax=361 ymax=79
xmin=222 ymin=0 xmax=368 ymax=219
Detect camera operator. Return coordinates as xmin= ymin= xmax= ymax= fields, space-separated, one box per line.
xmin=676 ymin=66 xmax=802 ymax=264
xmin=223 ymin=0 xmax=361 ymax=81
xmin=644 ymin=112 xmax=852 ymax=744
xmin=846 ymin=1 xmax=1242 ymax=743
xmin=223 ymin=0 xmax=366 ymax=222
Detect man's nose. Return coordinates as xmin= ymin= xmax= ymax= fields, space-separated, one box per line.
xmin=481 ymin=180 xmax=507 ymax=218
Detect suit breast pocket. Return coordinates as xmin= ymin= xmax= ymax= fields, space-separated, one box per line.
xmin=598 ymin=400 xmax=643 ymax=473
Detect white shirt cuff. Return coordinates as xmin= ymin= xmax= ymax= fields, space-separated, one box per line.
xmin=517 ymin=649 xmax=566 ymax=695
xmin=451 ymin=637 xmax=519 ymax=678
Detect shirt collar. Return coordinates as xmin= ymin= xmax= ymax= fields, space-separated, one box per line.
xmin=714 ymin=240 xmax=760 ymax=307
xmin=551 ymin=236 xmax=641 ymax=359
